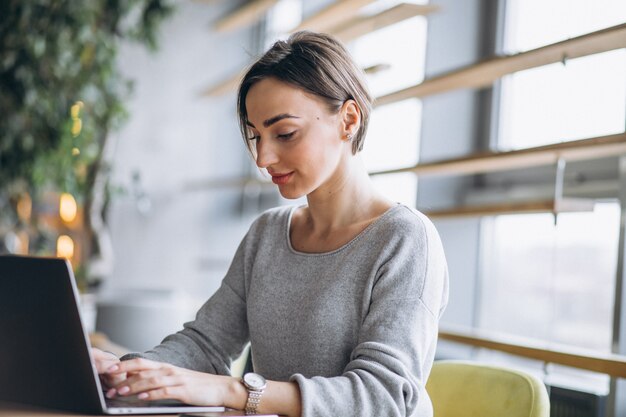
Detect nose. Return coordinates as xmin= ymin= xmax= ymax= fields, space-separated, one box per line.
xmin=255 ymin=137 xmax=279 ymax=169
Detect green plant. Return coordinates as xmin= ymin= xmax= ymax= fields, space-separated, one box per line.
xmin=0 ymin=0 xmax=175 ymax=288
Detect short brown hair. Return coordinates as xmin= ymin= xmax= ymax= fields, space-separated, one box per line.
xmin=237 ymin=31 xmax=373 ymax=155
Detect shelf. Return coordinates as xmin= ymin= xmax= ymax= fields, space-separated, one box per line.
xmin=212 ymin=0 xmax=431 ymax=36
xmin=371 ymin=133 xmax=626 ymax=178
xmin=213 ymin=0 xmax=279 ymax=33
xmin=202 ymin=1 xmax=437 ymax=96
xmin=363 ymin=63 xmax=391 ymax=75
xmin=201 ymin=71 xmax=243 ymax=97
xmin=185 ymin=133 xmax=626 ymax=191
xmin=203 ymin=21 xmax=626 ymax=107
xmin=293 ymin=0 xmax=378 ymax=33
xmin=375 ymin=23 xmax=626 ymax=106
xmin=424 ymin=198 xmax=595 ymax=219
xmin=331 ymin=3 xmax=438 ymax=43
xmin=439 ymin=325 xmax=626 ymax=378
xmin=201 ymin=61 xmax=391 ymax=97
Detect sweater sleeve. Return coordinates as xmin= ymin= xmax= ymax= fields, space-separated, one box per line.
xmin=121 ymin=235 xmax=250 ymax=376
xmin=290 ymin=214 xmax=449 ymax=417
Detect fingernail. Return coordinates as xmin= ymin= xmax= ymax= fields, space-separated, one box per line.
xmin=106 ymin=365 xmax=119 ymax=373
xmin=118 ymin=386 xmax=130 ymax=395
xmin=138 ymin=393 xmax=148 ymax=400
xmin=106 ymin=388 xmax=116 ymax=399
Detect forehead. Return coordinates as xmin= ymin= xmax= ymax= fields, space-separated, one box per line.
xmin=245 ymin=78 xmax=329 ymax=126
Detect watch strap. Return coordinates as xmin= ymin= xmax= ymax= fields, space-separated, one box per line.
xmin=244 ymin=387 xmax=264 ymax=414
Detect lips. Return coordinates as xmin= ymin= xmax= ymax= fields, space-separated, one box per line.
xmin=269 ymin=172 xmax=293 ymax=185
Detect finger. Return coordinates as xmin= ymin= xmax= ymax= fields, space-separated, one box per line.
xmin=91 ymin=347 xmax=106 ymax=357
xmin=96 ymin=359 xmax=120 ymax=374
xmin=116 ymin=375 xmax=181 ymax=397
xmin=135 ymin=385 xmax=185 ymax=402
xmin=92 ymin=347 xmax=114 ymax=358
xmin=105 ymin=388 xmax=117 ymax=399
xmin=92 ymin=348 xmax=118 ymax=363
xmin=112 ymin=369 xmax=160 ymax=391
xmin=102 ymin=372 xmax=127 ymax=389
xmin=106 ymin=358 xmax=165 ymax=375
xmin=122 ymin=368 xmax=172 ymax=384
xmin=91 ymin=349 xmax=120 ymax=374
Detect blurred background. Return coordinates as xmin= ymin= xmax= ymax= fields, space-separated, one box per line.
xmin=1 ymin=0 xmax=626 ymax=415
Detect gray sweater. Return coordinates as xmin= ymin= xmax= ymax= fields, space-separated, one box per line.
xmin=124 ymin=204 xmax=449 ymax=416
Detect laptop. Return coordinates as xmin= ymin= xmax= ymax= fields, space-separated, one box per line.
xmin=0 ymin=255 xmax=229 ymax=415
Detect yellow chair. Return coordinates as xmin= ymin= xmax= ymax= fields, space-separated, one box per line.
xmin=426 ymin=360 xmax=550 ymax=417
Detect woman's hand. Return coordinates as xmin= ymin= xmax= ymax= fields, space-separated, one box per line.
xmin=104 ymin=358 xmax=244 ymax=408
xmin=91 ymin=347 xmax=127 ymax=391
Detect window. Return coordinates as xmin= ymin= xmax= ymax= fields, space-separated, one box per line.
xmin=504 ymin=0 xmax=626 ymax=53
xmin=478 ymin=202 xmax=620 ymax=392
xmin=498 ymin=0 xmax=626 ymax=150
xmin=476 ymin=0 xmax=626 ymax=393
xmin=479 ymin=202 xmax=619 ymax=352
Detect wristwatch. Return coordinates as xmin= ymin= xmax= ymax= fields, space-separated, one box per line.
xmin=242 ymin=372 xmax=267 ymax=415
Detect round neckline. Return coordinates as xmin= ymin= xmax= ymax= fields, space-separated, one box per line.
xmin=285 ymin=203 xmax=402 ymax=257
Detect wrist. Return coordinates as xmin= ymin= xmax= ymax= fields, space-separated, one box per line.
xmin=224 ymin=376 xmax=248 ymax=411
xmin=241 ymin=373 xmax=267 ymax=414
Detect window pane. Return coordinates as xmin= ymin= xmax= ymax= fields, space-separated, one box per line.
xmin=362 ymin=99 xmax=421 ymax=172
xmin=371 ymin=173 xmax=417 ymax=207
xmin=351 ymin=15 xmax=427 ymax=97
xmin=479 ymin=202 xmax=619 ymax=352
xmin=499 ymin=0 xmax=626 ymax=149
xmin=505 ymin=0 xmax=626 ymax=53
xmin=499 ymin=50 xmax=626 ymax=149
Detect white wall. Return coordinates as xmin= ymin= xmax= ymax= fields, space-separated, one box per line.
xmin=97 ymin=1 xmax=260 ymax=350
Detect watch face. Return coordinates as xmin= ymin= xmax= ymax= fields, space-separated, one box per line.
xmin=243 ymin=373 xmax=266 ymax=389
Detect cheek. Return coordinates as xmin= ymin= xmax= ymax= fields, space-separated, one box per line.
xmin=297 ymin=139 xmax=342 ymax=181
xmin=287 ymin=142 xmax=318 ymax=172
xmin=284 ymin=122 xmax=342 ymax=175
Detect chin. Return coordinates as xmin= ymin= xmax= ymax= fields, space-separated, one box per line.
xmin=278 ymin=189 xmax=306 ymax=200
xmin=276 ymin=185 xmax=308 ymax=200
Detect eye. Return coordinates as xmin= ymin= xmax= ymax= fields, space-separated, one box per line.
xmin=277 ymin=131 xmax=296 ymax=140
xmin=247 ymin=133 xmax=260 ymax=141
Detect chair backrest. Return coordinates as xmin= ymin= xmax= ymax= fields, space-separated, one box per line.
xmin=426 ymin=360 xmax=550 ymax=417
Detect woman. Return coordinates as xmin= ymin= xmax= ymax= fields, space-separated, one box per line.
xmin=93 ymin=31 xmax=449 ymax=417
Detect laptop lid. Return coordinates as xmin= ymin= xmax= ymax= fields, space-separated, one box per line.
xmin=0 ymin=255 xmax=227 ymax=415
xmin=0 ymin=255 xmax=105 ymax=414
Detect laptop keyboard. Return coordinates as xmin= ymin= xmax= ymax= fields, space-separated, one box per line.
xmin=106 ymin=395 xmax=186 ymax=408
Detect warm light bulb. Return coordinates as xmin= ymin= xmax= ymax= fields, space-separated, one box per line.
xmin=17 ymin=231 xmax=29 ymax=255
xmin=56 ymin=235 xmax=75 ymax=259
xmin=59 ymin=193 xmax=77 ymax=223
xmin=71 ymin=118 xmax=82 ymax=137
xmin=71 ymin=104 xmax=80 ymax=118
xmin=16 ymin=193 xmax=32 ymax=222
xmin=70 ymin=101 xmax=84 ymax=118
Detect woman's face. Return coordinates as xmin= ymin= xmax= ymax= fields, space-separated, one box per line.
xmin=245 ymin=77 xmax=351 ymax=200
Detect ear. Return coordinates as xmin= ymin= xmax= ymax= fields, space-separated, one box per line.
xmin=339 ymin=99 xmax=361 ymax=141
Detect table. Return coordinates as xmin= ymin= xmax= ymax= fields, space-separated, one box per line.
xmin=0 ymin=403 xmax=164 ymax=416
xmin=0 ymin=403 xmax=277 ymax=417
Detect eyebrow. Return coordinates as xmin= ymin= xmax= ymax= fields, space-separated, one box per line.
xmin=246 ymin=113 xmax=300 ymax=129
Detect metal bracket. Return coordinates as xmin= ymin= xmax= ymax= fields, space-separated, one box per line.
xmin=553 ymin=157 xmax=567 ymax=225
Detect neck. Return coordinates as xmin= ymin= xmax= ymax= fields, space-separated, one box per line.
xmin=304 ymin=154 xmax=386 ymax=231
